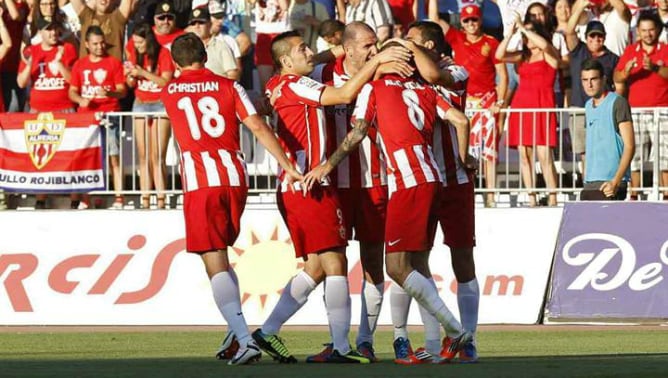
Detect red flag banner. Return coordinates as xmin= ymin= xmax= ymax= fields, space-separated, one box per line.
xmin=0 ymin=112 xmax=104 ymax=193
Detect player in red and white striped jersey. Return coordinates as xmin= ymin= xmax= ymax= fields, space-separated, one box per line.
xmin=253 ymin=30 xmax=412 ymax=364
xmin=304 ymin=46 xmax=472 ymax=361
xmin=400 ymin=21 xmax=480 ymax=363
xmin=160 ymin=34 xmax=301 ymax=366
xmin=314 ymin=23 xmax=390 ymax=361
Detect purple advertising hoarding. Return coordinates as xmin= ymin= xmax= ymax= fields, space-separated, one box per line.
xmin=545 ymin=202 xmax=668 ymax=321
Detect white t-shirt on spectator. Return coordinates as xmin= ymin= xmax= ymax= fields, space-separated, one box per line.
xmin=598 ymin=10 xmax=629 ymax=56
xmin=574 ymin=9 xmax=629 ymax=57
xmin=496 ymin=0 xmax=548 ymax=37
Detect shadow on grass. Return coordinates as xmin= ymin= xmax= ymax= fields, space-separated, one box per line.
xmin=4 ymin=353 xmax=668 ymax=378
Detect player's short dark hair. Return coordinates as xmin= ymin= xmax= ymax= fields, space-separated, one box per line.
xmin=407 ymin=21 xmax=447 ymax=56
xmin=85 ymin=25 xmax=104 ymax=41
xmin=381 ymin=40 xmax=416 ymax=71
xmin=319 ymin=19 xmax=345 ymax=38
xmin=171 ymin=33 xmax=207 ymax=67
xmin=581 ymin=58 xmax=604 ymax=77
xmin=271 ymin=30 xmax=302 ymax=68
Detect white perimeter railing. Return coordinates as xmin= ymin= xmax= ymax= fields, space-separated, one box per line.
xmin=6 ymin=107 xmax=666 ymax=209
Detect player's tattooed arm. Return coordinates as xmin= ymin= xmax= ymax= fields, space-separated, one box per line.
xmin=330 ymin=119 xmax=369 ymax=166
xmin=303 ymin=119 xmax=370 ymax=189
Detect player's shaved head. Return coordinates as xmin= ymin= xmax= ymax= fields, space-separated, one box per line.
xmin=271 ymin=30 xmax=302 ymax=68
xmin=342 ymin=21 xmax=375 ymax=47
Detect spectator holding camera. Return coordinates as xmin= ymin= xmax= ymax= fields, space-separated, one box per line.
xmin=125 ymin=22 xmax=175 ymax=209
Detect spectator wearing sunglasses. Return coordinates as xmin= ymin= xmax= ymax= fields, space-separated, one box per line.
xmin=432 ymin=3 xmax=508 ymax=207
xmin=187 ymin=7 xmax=239 ymax=80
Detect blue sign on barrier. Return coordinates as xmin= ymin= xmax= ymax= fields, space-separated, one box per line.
xmin=545 ymin=202 xmax=668 ymax=321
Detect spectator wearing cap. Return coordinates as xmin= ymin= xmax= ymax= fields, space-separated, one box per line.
xmin=432 ymin=3 xmax=508 ymax=207
xmin=565 ymin=18 xmax=618 ymax=164
xmin=209 ymin=1 xmax=243 ymax=74
xmin=126 ymin=1 xmax=184 ymax=54
xmin=345 ymin=0 xmax=393 ymax=43
xmin=70 ymin=0 xmax=134 ymax=60
xmin=18 ymin=17 xmax=79 ymax=209
xmin=187 ymin=7 xmax=239 ymax=80
xmin=288 ymin=0 xmax=330 ymax=51
xmin=569 ymin=0 xmax=630 ymax=57
xmin=614 ymin=10 xmax=668 ymax=200
xmin=209 ymin=0 xmax=251 ymax=59
xmin=26 ymin=0 xmax=77 ymax=48
xmin=152 ymin=1 xmax=184 ymax=49
xmin=18 ymin=18 xmax=77 ymax=113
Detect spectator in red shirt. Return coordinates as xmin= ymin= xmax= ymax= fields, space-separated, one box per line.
xmin=69 ymin=25 xmax=127 ymax=209
xmin=125 ymin=22 xmax=175 ymax=209
xmin=432 ymin=4 xmax=508 ymax=207
xmin=614 ymin=10 xmax=668 ymax=200
xmin=18 ymin=17 xmax=79 ymax=209
xmin=150 ymin=1 xmax=184 ymax=49
xmin=18 ymin=18 xmax=77 ymax=112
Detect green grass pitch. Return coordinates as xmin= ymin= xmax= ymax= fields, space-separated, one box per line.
xmin=1 ymin=326 xmax=667 ymax=377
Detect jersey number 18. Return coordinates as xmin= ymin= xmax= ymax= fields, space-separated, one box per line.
xmin=177 ymin=96 xmax=226 ymax=140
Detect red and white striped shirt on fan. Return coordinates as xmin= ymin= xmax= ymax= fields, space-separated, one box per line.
xmin=316 ymin=58 xmax=386 ymax=189
xmin=266 ymin=73 xmax=330 ymax=191
xmin=161 ymin=68 xmax=256 ymax=192
xmin=353 ymin=74 xmax=450 ymax=194
xmin=432 ymin=62 xmax=472 ymax=187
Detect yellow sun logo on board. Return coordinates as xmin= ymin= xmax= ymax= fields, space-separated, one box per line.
xmin=230 ymin=225 xmax=302 ymax=309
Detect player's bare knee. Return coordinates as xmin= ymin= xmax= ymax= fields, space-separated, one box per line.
xmin=319 ymin=250 xmax=348 ymax=276
xmin=385 ymin=254 xmax=411 ymax=284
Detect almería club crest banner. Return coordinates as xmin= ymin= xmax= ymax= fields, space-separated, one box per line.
xmin=0 ymin=112 xmax=105 ymax=193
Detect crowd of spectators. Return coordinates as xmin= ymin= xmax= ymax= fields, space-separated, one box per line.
xmin=0 ymin=0 xmax=667 ymax=209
